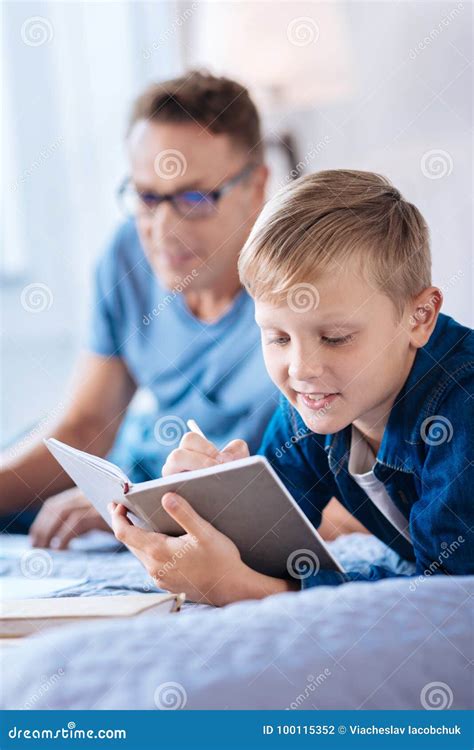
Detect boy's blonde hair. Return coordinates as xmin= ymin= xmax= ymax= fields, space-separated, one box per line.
xmin=238 ymin=170 xmax=431 ymax=317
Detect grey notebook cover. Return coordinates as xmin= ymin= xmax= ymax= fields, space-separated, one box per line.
xmin=46 ymin=439 xmax=344 ymax=579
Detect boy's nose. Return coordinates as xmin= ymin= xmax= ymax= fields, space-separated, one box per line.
xmin=288 ymin=355 xmax=324 ymax=383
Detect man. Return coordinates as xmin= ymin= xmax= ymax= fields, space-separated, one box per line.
xmin=1 ymin=71 xmax=364 ymax=548
xmin=1 ymin=72 xmax=278 ymax=547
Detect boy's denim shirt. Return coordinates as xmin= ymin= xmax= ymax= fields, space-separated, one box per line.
xmin=258 ymin=313 xmax=474 ymax=587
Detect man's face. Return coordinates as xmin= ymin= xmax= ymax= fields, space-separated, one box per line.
xmin=127 ymin=119 xmax=266 ymax=290
xmin=255 ymin=266 xmax=417 ymax=438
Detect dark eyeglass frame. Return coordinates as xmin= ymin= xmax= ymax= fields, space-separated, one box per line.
xmin=117 ymin=162 xmax=257 ymax=220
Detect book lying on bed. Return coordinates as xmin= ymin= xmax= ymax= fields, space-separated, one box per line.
xmin=0 ymin=592 xmax=184 ymax=638
xmin=45 ymin=437 xmax=344 ymax=580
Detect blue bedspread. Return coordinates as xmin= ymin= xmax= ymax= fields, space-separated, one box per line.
xmin=1 ymin=533 xmax=472 ymax=710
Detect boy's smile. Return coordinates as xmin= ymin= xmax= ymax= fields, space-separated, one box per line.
xmin=255 ymin=265 xmax=419 ymax=450
xmin=297 ymin=391 xmax=341 ymax=411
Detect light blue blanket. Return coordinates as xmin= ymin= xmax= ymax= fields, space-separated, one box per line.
xmin=1 ymin=533 xmax=472 ymax=709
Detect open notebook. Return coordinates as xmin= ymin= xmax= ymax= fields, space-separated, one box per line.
xmin=45 ymin=438 xmax=343 ymax=579
xmin=0 ymin=593 xmax=184 ymax=638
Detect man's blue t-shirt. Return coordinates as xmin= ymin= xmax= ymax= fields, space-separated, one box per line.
xmin=88 ymin=220 xmax=278 ymax=481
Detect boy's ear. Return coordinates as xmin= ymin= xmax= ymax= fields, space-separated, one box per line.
xmin=407 ymin=287 xmax=443 ymax=348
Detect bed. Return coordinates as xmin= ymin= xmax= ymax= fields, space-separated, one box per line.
xmin=1 ymin=532 xmax=472 ymax=710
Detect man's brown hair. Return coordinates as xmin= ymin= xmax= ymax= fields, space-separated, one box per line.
xmin=128 ymin=70 xmax=263 ymax=162
xmin=238 ymin=169 xmax=431 ymax=317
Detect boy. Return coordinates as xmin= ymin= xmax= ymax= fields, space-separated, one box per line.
xmin=110 ymin=170 xmax=473 ymax=605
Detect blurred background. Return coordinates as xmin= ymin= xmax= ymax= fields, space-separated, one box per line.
xmin=2 ymin=0 xmax=472 ymax=445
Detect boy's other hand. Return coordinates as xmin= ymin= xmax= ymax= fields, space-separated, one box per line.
xmin=109 ymin=493 xmax=295 ymax=606
xmin=162 ymin=431 xmax=249 ymax=476
xmin=29 ymin=487 xmax=110 ymax=549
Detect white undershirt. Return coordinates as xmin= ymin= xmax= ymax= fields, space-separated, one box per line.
xmin=348 ymin=426 xmax=412 ymax=544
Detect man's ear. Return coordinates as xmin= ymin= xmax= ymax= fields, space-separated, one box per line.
xmin=407 ymin=287 xmax=443 ymax=348
xmin=251 ymin=164 xmax=269 ymax=209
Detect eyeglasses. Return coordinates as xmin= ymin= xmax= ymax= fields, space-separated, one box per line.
xmin=117 ymin=163 xmax=257 ymax=220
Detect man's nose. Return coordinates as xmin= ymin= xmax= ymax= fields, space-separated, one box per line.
xmin=150 ymin=200 xmax=182 ymax=237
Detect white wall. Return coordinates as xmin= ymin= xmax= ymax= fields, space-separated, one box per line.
xmin=185 ymin=0 xmax=472 ymax=325
xmin=283 ymin=1 xmax=472 ymax=326
xmin=2 ymin=0 xmax=184 ymax=443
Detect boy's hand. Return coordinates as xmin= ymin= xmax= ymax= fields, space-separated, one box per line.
xmin=109 ymin=493 xmax=295 ymax=606
xmin=29 ymin=487 xmax=110 ymax=549
xmin=162 ymin=431 xmax=249 ymax=476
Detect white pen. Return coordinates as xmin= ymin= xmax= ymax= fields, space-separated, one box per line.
xmin=186 ymin=419 xmax=207 ymax=439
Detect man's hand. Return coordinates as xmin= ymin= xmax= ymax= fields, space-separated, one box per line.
xmin=162 ymin=431 xmax=250 ymax=476
xmin=29 ymin=487 xmax=110 ymax=549
xmin=109 ymin=493 xmax=296 ymax=606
